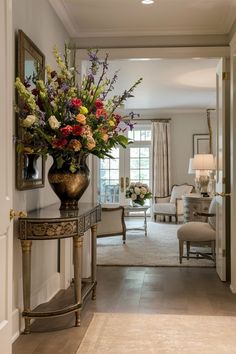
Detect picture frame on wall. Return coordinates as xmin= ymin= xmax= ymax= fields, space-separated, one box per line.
xmin=193 ymin=134 xmax=210 ymax=156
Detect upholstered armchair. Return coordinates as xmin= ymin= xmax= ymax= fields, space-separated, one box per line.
xmin=152 ymin=183 xmax=194 ymax=223
xmin=97 ymin=206 xmax=126 ymax=244
xmin=177 ymin=197 xmax=216 ymax=263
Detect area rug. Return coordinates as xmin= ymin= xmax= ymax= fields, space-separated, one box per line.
xmin=77 ymin=312 xmax=236 ymax=354
xmin=97 ymin=221 xmax=214 ymax=267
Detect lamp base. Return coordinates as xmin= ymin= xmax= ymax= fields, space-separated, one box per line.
xmin=201 ymin=192 xmax=209 ymax=197
xmin=195 ymin=175 xmax=209 ymax=195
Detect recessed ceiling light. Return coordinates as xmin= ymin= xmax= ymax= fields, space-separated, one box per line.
xmin=142 ymin=0 xmax=154 ymax=5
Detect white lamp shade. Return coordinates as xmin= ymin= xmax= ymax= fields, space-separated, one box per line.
xmin=188 ymin=158 xmax=194 ymax=174
xmin=192 ymin=154 xmax=216 ymax=170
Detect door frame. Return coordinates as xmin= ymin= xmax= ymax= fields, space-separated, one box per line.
xmin=0 ymin=0 xmax=13 ymax=351
xmin=229 ymin=34 xmax=236 ymax=292
xmin=76 ymin=45 xmax=235 ymax=287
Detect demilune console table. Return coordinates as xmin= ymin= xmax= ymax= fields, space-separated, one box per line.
xmin=18 ymin=202 xmax=101 ymax=334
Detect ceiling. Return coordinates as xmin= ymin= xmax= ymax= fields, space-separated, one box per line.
xmin=82 ymin=57 xmax=218 ymax=112
xmin=50 ymin=0 xmax=236 ymax=38
xmin=49 ymin=0 xmax=235 ymax=113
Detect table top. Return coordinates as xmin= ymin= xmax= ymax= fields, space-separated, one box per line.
xmin=183 ymin=194 xmax=212 ymax=201
xmin=19 ymin=202 xmax=101 ymax=220
xmin=123 ymin=205 xmax=150 ymax=211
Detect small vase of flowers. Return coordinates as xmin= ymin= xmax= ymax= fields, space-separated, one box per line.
xmin=126 ymin=182 xmax=152 ymax=206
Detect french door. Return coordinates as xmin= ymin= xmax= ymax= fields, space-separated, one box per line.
xmin=98 ymin=125 xmax=152 ymax=205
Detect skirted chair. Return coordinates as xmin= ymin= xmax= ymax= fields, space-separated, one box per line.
xmin=97 ymin=206 xmax=126 ymax=244
xmin=177 ymin=197 xmax=216 ymax=264
xmin=153 ymin=183 xmax=194 ymax=223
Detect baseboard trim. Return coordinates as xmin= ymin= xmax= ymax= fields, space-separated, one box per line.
xmin=230 ymin=284 xmax=236 ymax=293
xmin=11 ymin=308 xmax=20 ymax=343
xmin=31 ymin=272 xmax=61 ymax=310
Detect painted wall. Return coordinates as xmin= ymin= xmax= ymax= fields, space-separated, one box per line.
xmin=12 ymin=0 xmax=74 ymax=340
xmin=170 ymin=111 xmax=216 ymax=186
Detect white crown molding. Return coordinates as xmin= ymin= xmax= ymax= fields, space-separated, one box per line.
xmin=74 ymin=27 xmax=232 ymax=39
xmin=220 ymin=1 xmax=236 ymax=34
xmin=49 ymin=0 xmax=78 ymax=37
xmin=119 ymin=108 xmax=212 ymax=117
xmin=76 ymin=46 xmax=230 ymax=61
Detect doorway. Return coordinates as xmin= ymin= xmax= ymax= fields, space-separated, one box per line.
xmin=98 ymin=124 xmax=152 ymax=205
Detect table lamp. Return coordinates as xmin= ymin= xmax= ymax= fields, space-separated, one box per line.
xmin=192 ymin=154 xmax=216 ymax=196
xmin=188 ymin=157 xmax=201 ymax=193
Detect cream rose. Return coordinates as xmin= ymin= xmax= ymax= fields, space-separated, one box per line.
xmin=140 ymin=187 xmax=147 ymax=194
xmin=134 ymin=187 xmax=141 ymax=195
xmin=131 ymin=193 xmax=137 ymax=200
xmin=22 ymin=115 xmax=37 ymax=128
xmin=87 ymin=136 xmax=96 ymax=150
xmin=48 ymin=115 xmax=60 ymax=129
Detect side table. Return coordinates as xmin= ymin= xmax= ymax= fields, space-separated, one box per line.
xmin=183 ymin=194 xmax=212 ymax=223
xmin=123 ymin=205 xmax=149 ymax=236
xmin=18 ymin=202 xmax=101 ymax=334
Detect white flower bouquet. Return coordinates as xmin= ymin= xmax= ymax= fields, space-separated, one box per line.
xmin=125 ymin=182 xmax=152 ymax=206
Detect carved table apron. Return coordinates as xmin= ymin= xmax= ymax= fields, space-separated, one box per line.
xmin=18 ymin=203 xmax=101 ymax=334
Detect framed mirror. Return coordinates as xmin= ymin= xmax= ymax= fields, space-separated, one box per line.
xmin=16 ymin=30 xmax=45 ymax=190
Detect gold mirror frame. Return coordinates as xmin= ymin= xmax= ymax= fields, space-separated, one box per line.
xmin=16 ymin=30 xmax=45 ymax=190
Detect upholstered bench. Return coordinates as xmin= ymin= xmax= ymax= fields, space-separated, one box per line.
xmin=177 ymin=198 xmax=216 ymax=263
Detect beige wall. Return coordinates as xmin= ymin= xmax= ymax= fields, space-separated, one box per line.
xmin=170 ymin=111 xmax=216 ymax=186
xmin=12 ymin=0 xmax=72 ymax=338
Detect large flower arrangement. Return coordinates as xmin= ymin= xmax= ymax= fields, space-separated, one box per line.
xmin=126 ymin=182 xmax=152 ymax=206
xmin=15 ymin=46 xmax=142 ymax=172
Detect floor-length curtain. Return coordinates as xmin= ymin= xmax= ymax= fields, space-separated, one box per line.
xmin=152 ymin=121 xmax=171 ymax=197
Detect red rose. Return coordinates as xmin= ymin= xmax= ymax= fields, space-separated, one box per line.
xmin=60 ymin=125 xmax=73 ymax=137
xmin=52 ymin=138 xmax=68 ymax=149
xmin=72 ymin=125 xmax=84 ymax=136
xmin=95 ymin=99 xmax=104 ymax=109
xmin=96 ymin=108 xmax=107 ymax=119
xmin=71 ymin=98 xmax=82 ymax=108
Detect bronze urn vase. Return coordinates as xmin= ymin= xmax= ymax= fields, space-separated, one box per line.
xmin=48 ymin=154 xmax=90 ymax=210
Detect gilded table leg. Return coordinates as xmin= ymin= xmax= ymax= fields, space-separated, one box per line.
xmin=21 ymin=240 xmax=32 ymax=334
xmin=73 ymin=235 xmax=83 ymax=327
xmin=91 ymin=225 xmax=97 ymax=300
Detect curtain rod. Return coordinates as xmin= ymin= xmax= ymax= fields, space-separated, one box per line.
xmin=128 ymin=118 xmax=171 ymax=122
xmin=151 ymin=118 xmax=171 ymax=122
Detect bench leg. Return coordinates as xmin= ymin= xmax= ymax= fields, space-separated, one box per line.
xmin=179 ymin=240 xmax=183 ymax=264
xmin=187 ymin=241 xmax=190 ymax=260
xmin=211 ymin=240 xmax=216 ymax=263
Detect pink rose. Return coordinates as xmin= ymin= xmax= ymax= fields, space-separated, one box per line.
xmin=96 ymin=108 xmax=107 ymax=119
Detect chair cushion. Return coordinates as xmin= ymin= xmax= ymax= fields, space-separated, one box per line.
xmin=153 ymin=203 xmax=176 ymax=215
xmin=177 ymin=222 xmax=216 ymax=242
xmin=208 ymin=197 xmax=216 ymax=230
xmin=170 ymin=185 xmax=193 ymax=203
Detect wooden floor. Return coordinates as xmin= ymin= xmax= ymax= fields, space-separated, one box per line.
xmin=13 ymin=266 xmax=236 ymax=354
